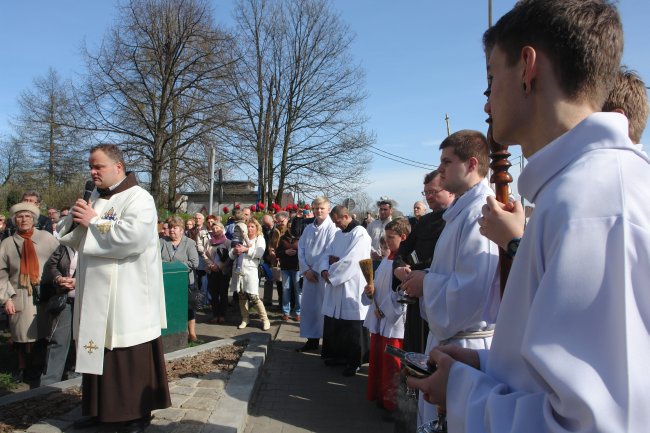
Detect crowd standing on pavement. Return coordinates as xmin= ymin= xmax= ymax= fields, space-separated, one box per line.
xmin=1 ymin=1 xmax=650 ymax=432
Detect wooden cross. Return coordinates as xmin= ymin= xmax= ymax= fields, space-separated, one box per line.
xmin=84 ymin=340 xmax=99 ymax=354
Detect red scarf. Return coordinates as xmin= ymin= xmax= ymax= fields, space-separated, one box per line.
xmin=18 ymin=229 xmax=40 ymax=295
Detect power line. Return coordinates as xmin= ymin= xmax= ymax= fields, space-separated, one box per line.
xmin=370 ymin=144 xmax=437 ymax=168
xmin=367 ymin=148 xmax=436 ymax=170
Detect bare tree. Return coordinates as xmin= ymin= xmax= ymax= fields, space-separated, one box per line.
xmin=11 ymin=68 xmax=86 ymax=204
xmin=225 ymin=0 xmax=372 ymax=207
xmin=77 ymin=0 xmax=235 ymax=210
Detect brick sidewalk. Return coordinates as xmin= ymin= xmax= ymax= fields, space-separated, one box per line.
xmin=244 ymin=321 xmax=394 ymax=433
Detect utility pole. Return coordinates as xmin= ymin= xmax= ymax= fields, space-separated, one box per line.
xmin=445 ymin=113 xmax=451 ymax=136
xmin=208 ymin=146 xmax=216 ymax=215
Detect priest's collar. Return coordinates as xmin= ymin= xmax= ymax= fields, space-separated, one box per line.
xmin=342 ymin=219 xmax=359 ymax=233
xmin=97 ymin=172 xmax=138 ymax=198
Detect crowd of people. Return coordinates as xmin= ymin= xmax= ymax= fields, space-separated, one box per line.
xmin=1 ymin=1 xmax=649 ymax=432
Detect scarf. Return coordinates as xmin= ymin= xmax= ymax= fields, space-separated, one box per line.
xmin=18 ymin=229 xmax=40 ymax=295
xmin=210 ymin=232 xmax=227 ymax=245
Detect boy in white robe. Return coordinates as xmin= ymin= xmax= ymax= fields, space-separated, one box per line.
xmin=408 ymin=2 xmax=650 ymax=433
xmin=297 ymin=197 xmax=338 ymax=352
xmin=363 ymin=218 xmax=409 ymax=414
xmin=401 ymin=130 xmax=500 ymax=427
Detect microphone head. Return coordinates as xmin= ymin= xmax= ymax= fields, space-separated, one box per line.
xmin=83 ymin=180 xmax=96 ymax=202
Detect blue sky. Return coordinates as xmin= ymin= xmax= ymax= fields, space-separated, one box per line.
xmin=1 ymin=0 xmax=649 ymax=214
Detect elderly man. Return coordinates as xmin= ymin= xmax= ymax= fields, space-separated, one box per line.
xmin=409 ymin=201 xmax=427 ymax=227
xmin=58 ymin=144 xmax=170 ymax=432
xmin=320 ymin=205 xmax=371 ymax=377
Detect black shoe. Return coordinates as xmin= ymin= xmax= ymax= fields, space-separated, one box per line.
xmin=296 ymin=341 xmax=319 ymax=352
xmin=324 ymin=358 xmax=346 ymax=367
xmin=73 ymin=416 xmax=100 ymax=429
xmin=121 ymin=417 xmax=151 ymax=433
xmin=342 ymin=365 xmax=360 ymax=377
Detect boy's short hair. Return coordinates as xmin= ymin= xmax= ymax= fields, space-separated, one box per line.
xmin=385 ymin=218 xmax=411 ymax=237
xmin=601 ymin=67 xmax=649 ymax=144
xmin=312 ymin=196 xmax=330 ymax=208
xmin=483 ymin=0 xmax=623 ymax=109
xmin=232 ymin=209 xmax=245 ymax=222
xmin=439 ymin=130 xmax=490 ymax=178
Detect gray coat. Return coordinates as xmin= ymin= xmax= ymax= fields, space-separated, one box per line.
xmin=160 ymin=235 xmax=199 ymax=286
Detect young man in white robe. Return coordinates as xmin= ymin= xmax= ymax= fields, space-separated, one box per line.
xmin=296 ymin=196 xmax=338 ymax=352
xmin=401 ymin=130 xmax=500 ymax=426
xmin=319 ymin=205 xmax=371 ymax=377
xmin=58 ymin=144 xmax=170 ymax=432
xmin=408 ymin=1 xmax=650 ymax=432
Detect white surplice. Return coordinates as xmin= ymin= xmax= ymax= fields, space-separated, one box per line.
xmin=298 ymin=216 xmax=338 ymax=338
xmin=58 ymin=184 xmax=166 ymax=375
xmin=362 ymin=256 xmax=406 ymax=338
xmin=419 ymin=180 xmax=500 ymax=423
xmin=447 ymin=113 xmax=650 ymax=433
xmin=320 ymin=224 xmax=371 ymax=321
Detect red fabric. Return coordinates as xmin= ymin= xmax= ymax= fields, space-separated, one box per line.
xmin=366 ymin=333 xmax=403 ymax=411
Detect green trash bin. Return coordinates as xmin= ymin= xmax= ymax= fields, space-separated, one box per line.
xmin=161 ymin=261 xmax=189 ymax=352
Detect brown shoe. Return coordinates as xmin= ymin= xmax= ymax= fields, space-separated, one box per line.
xmin=281 ymin=315 xmax=289 ymax=321
xmin=294 ymin=315 xmax=300 ymax=322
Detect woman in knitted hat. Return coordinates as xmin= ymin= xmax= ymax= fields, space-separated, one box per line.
xmin=0 ymin=202 xmax=59 ymax=386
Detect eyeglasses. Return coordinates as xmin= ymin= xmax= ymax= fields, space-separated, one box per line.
xmin=422 ymin=189 xmax=443 ymax=196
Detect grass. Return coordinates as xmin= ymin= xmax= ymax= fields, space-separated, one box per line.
xmin=0 ymin=373 xmax=16 ymax=392
xmin=0 ymin=331 xmax=17 ymax=393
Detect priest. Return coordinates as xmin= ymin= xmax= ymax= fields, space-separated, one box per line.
xmin=58 ymin=144 xmax=170 ymax=433
xmin=319 ymin=205 xmax=371 ymax=377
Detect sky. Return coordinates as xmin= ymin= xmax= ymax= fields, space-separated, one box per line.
xmin=1 ymin=0 xmax=649 ymax=215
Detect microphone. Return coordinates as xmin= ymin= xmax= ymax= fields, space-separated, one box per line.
xmin=81 ymin=180 xmax=95 ymax=203
xmin=69 ymin=180 xmax=96 ymax=232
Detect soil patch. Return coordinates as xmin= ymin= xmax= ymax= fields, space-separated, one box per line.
xmin=0 ymin=341 xmax=246 ymax=433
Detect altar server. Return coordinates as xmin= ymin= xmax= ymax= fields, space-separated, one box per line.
xmin=296 ymin=197 xmax=338 ymax=352
xmin=408 ymin=2 xmax=650 ymax=433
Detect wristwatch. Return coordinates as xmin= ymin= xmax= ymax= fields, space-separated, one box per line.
xmin=506 ymin=237 xmax=521 ymax=258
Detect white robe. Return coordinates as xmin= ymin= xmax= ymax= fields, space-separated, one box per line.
xmin=366 ymin=217 xmax=391 ymax=257
xmin=320 ymin=224 xmax=371 ymax=321
xmin=447 ymin=113 xmax=650 ymax=433
xmin=298 ymin=216 xmax=338 ymax=338
xmin=58 ymin=184 xmax=166 ymax=375
xmin=362 ymin=256 xmax=406 ymax=339
xmin=419 ymin=180 xmax=500 ymax=423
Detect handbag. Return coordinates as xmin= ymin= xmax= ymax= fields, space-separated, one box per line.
xmin=271 ymin=266 xmax=282 ymax=283
xmin=45 ymin=293 xmax=68 ymax=314
xmin=188 ymin=284 xmax=205 ymax=311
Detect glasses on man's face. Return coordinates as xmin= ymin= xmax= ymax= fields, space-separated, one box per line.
xmin=421 ymin=189 xmax=443 ymax=197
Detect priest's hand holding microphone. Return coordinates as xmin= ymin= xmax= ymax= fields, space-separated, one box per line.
xmin=70 ymin=180 xmax=97 ymax=229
